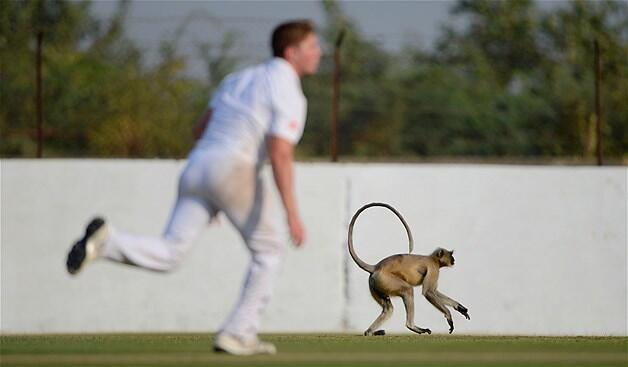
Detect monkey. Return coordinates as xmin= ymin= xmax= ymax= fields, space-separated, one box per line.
xmin=348 ymin=202 xmax=470 ymax=336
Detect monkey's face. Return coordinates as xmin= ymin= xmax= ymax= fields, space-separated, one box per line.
xmin=433 ymin=248 xmax=455 ymax=267
xmin=444 ymin=250 xmax=455 ymax=267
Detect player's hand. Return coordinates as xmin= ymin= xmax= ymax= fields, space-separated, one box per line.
xmin=287 ymin=213 xmax=305 ymax=247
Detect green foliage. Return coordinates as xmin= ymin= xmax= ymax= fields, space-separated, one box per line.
xmin=301 ymin=0 xmax=407 ymax=157
xmin=1 ymin=0 xmax=223 ymax=158
xmin=537 ymin=0 xmax=628 ymax=157
xmin=1 ymin=0 xmax=626 ymax=160
xmin=299 ymin=0 xmax=627 ymax=160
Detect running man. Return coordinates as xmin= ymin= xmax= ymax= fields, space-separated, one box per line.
xmin=66 ymin=20 xmax=321 ymax=355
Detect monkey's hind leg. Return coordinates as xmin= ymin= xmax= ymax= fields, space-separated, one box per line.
xmin=401 ymin=290 xmax=431 ymax=335
xmin=364 ymin=285 xmax=393 ymax=336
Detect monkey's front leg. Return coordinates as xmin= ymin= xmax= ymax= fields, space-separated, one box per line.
xmin=400 ymin=290 xmax=431 ymax=335
xmin=436 ymin=290 xmax=471 ymax=320
xmin=456 ymin=304 xmax=470 ymax=320
xmin=424 ymin=291 xmax=455 ymax=333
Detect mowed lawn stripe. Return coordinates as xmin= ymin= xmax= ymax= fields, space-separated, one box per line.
xmin=2 ymin=351 xmax=626 ymax=365
xmin=2 ymin=334 xmax=626 ymax=367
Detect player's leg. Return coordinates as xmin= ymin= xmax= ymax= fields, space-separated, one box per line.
xmin=101 ymin=195 xmax=213 ymax=271
xmin=67 ymin=160 xmax=214 ymax=274
xmin=66 ymin=217 xmax=109 ymax=274
xmin=213 ymin=175 xmax=284 ymax=354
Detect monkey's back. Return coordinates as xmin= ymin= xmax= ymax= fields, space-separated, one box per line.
xmin=373 ymin=254 xmax=434 ymax=287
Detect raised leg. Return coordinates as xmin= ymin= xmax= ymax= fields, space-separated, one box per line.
xmin=436 ymin=290 xmax=470 ymax=320
xmin=424 ymin=290 xmax=454 ymax=333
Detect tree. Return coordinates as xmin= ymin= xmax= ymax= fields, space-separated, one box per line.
xmin=401 ymin=0 xmax=627 ymax=158
xmin=2 ymin=0 xmax=625 ymax=160
xmin=538 ymin=0 xmax=628 ymax=157
xmin=0 ymin=0 xmax=240 ymax=158
xmin=0 ymin=0 xmax=98 ymax=155
xmin=300 ymin=0 xmax=407 ymax=158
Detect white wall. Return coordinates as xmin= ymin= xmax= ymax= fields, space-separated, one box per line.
xmin=1 ymin=160 xmax=626 ymax=336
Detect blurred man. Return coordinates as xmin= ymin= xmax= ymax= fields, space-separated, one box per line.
xmin=66 ymin=20 xmax=321 ymax=355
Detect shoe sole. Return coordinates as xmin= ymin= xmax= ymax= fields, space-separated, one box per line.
xmin=213 ymin=344 xmax=258 ymax=356
xmin=66 ymin=218 xmax=106 ymax=275
xmin=213 ymin=337 xmax=276 ymax=355
xmin=213 ymin=345 xmax=234 ymax=354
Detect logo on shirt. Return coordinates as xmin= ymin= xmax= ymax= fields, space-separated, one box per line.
xmin=289 ymin=120 xmax=299 ymax=131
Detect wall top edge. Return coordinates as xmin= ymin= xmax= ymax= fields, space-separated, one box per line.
xmin=1 ymin=159 xmax=627 ymax=173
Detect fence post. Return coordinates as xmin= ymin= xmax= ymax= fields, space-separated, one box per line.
xmin=36 ymin=31 xmax=44 ymax=158
xmin=331 ymin=29 xmax=345 ymax=162
xmin=594 ymin=39 xmax=603 ymax=166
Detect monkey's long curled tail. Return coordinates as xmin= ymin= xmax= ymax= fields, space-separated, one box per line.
xmin=347 ymin=202 xmax=414 ymax=274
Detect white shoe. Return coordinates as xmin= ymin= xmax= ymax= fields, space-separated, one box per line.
xmin=213 ymin=334 xmax=276 ymax=355
xmin=66 ymin=217 xmax=108 ymax=275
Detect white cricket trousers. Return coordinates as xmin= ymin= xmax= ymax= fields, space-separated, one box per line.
xmin=102 ymin=148 xmax=285 ymax=341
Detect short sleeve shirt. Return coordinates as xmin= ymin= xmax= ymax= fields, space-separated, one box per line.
xmin=199 ymin=58 xmax=307 ymax=162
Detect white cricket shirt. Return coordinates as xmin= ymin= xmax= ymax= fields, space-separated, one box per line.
xmin=195 ymin=57 xmax=307 ymax=163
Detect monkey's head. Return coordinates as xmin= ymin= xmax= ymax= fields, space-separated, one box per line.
xmin=432 ymin=247 xmax=455 ymax=267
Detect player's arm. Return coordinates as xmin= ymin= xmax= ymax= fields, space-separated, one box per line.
xmin=267 ymin=136 xmax=305 ymax=247
xmin=192 ymin=109 xmax=212 ymax=140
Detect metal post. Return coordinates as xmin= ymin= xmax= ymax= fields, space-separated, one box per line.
xmin=594 ymin=40 xmax=602 ymax=166
xmin=36 ymin=31 xmax=43 ymax=158
xmin=331 ymin=29 xmax=345 ymax=162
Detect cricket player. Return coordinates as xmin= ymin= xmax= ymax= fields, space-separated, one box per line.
xmin=66 ymin=20 xmax=321 ymax=355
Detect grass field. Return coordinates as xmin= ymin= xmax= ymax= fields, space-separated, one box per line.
xmin=1 ymin=333 xmax=626 ymax=367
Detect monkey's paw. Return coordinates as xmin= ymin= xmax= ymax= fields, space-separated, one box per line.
xmin=456 ymin=304 xmax=471 ymax=320
xmin=364 ymin=329 xmax=386 ymax=336
xmin=409 ymin=326 xmax=431 ymax=335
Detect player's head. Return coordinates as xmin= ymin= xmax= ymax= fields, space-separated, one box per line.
xmin=271 ymin=20 xmax=321 ymax=77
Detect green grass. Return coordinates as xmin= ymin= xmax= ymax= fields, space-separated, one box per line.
xmin=1 ymin=333 xmax=626 ymax=367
